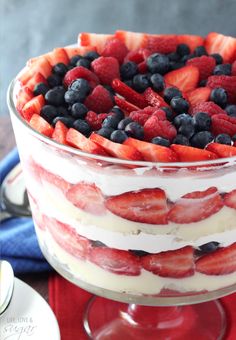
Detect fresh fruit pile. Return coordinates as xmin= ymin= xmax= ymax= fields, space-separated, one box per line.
xmin=16 ymin=31 xmax=236 ymax=162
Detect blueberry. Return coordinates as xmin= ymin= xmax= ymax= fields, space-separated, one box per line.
xmin=102 ymin=116 xmax=120 ymax=129
xmin=132 ymin=74 xmax=150 ymax=93
xmin=160 ymin=107 xmax=174 ymax=121
xmin=198 ymin=242 xmax=220 ymax=254
xmin=193 ymin=112 xmax=212 ymax=131
xmin=174 ymin=113 xmax=193 ymax=128
xmin=190 ymin=131 xmax=214 ymax=149
xmin=52 ymin=63 xmax=68 ymax=76
xmin=84 ymin=51 xmax=100 ymax=61
xmin=213 ymin=64 xmax=232 ymax=76
xmin=233 ymin=134 xmax=236 ymax=142
xmin=70 ymin=54 xmax=82 ymax=66
xmin=199 ymin=79 xmax=207 ymax=87
xmin=168 ymin=52 xmax=181 ymax=62
xmin=176 ymin=43 xmax=191 ymax=57
xmin=40 ymin=105 xmax=58 ymax=123
xmin=103 ymin=84 xmax=115 ymax=96
xmin=64 ymin=89 xmax=86 ymax=104
xmin=47 ymin=74 xmax=62 ymax=87
xmin=57 ymin=106 xmax=69 ymax=116
xmin=169 ymin=61 xmax=185 ymax=70
xmin=215 ymin=133 xmax=232 ymax=145
xmin=76 ymin=58 xmax=91 ymax=69
xmin=45 ymin=86 xmax=66 ymax=106
xmin=125 ymin=122 xmax=144 ymax=140
xmin=150 ymin=73 xmax=165 ymax=92
xmin=69 ymin=78 xmax=90 ymax=95
xmin=118 ymin=117 xmax=133 ymax=130
xmin=178 ymin=122 xmax=195 ymax=139
xmin=170 ymin=97 xmax=189 ymax=114
xmin=210 ymin=88 xmax=228 ymax=108
xmin=120 ymin=61 xmax=138 ymax=80
xmin=124 ymin=79 xmax=133 ymax=88
xmin=111 ymin=107 xmax=125 ymax=121
xmin=210 ymin=53 xmax=223 ymax=65
xmin=33 ymin=82 xmax=50 ymax=96
xmin=110 ymin=130 xmax=128 ymax=143
xmin=152 ymin=136 xmax=170 ymax=147
xmin=73 ymin=119 xmax=91 ymax=136
xmin=163 ymin=87 xmax=182 ymax=104
xmin=97 ymin=127 xmax=114 ymax=139
xmin=71 ymin=103 xmax=88 ymax=119
xmin=53 ymin=116 xmax=75 ymax=128
xmin=181 ymin=54 xmax=194 ymax=63
xmin=172 ymin=134 xmax=190 ymax=145
xmin=225 ymin=105 xmax=236 ymax=118
xmin=194 ymin=46 xmax=207 ymax=57
xmin=147 ymin=53 xmax=170 ymax=75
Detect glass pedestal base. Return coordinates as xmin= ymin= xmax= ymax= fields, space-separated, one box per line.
xmin=84 ymin=297 xmax=227 ymax=340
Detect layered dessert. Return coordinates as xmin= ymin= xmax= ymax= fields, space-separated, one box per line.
xmin=10 ymin=30 xmax=236 ymax=298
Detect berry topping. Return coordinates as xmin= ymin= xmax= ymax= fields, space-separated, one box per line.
xmin=132 ymin=74 xmax=150 ymax=93
xmin=147 ymin=53 xmax=170 ymax=75
xmin=52 ymin=121 xmax=68 ymax=145
xmin=144 ymin=115 xmax=177 ymax=141
xmin=193 ymin=112 xmax=212 ymax=131
xmin=207 ymin=75 xmax=236 ymax=104
xmin=110 ymin=130 xmax=128 ymax=143
xmin=190 ymin=101 xmax=226 ymax=117
xmin=101 ymin=38 xmax=128 ymax=64
xmin=206 ymin=142 xmax=236 ymax=157
xmin=215 ymin=133 xmax=232 ymax=145
xmin=29 ymin=114 xmax=54 ymax=137
xmin=170 ymin=97 xmax=189 ymax=114
xmin=125 ymin=122 xmax=144 ymax=140
xmin=40 ymin=105 xmax=58 ymax=123
xmin=225 ymin=105 xmax=236 ymax=118
xmin=84 ymin=85 xmax=114 ymax=113
xmin=150 ymin=73 xmax=165 ymax=92
xmin=91 ymin=56 xmax=120 ymax=85
xmin=190 ymin=131 xmax=214 ymax=149
xmin=71 ymin=102 xmax=88 ymax=119
xmin=213 ymin=63 xmax=232 ymax=76
xmin=22 ymin=94 xmax=45 ymax=121
xmin=163 ymin=87 xmax=182 ymax=104
xmin=164 ymin=65 xmax=199 ymax=92
xmin=120 ymin=61 xmax=139 ymax=80
xmin=170 ymin=144 xmax=217 ymax=161
xmin=210 ymin=88 xmax=228 ymax=108
xmin=211 ymin=114 xmax=236 ymax=137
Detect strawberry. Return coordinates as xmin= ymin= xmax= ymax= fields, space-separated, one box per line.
xmin=224 ymin=190 xmax=236 ymax=210
xmin=124 ymin=138 xmax=178 ymax=162
xmin=164 ymin=65 xmax=199 ymax=92
xmin=186 ymin=56 xmax=216 ymax=81
xmin=177 ymin=35 xmax=205 ymax=52
xmin=85 ymin=111 xmax=109 ymax=130
xmin=114 ymin=96 xmax=140 ymax=114
xmin=66 ymin=128 xmax=108 ymax=156
xmin=204 ymin=32 xmax=236 ymax=63
xmin=206 ymin=75 xmax=236 ymax=103
xmin=168 ymin=187 xmax=223 ymax=224
xmin=105 ymin=188 xmax=168 ymax=224
xmin=144 ymin=115 xmax=177 ymax=141
xmin=141 ymin=246 xmax=195 ymax=278
xmin=29 ymin=114 xmax=54 ymax=137
xmin=146 ymin=35 xmax=178 ymax=54
xmin=65 ymin=45 xmax=97 ymax=59
xmin=20 ymin=57 xmax=52 ymax=85
xmin=189 ymin=101 xmax=226 ymax=117
xmin=63 ymin=66 xmax=99 ymax=89
xmin=186 ymin=87 xmax=211 ymax=107
xmin=90 ymin=133 xmax=143 ymax=161
xmin=45 ymin=47 xmax=69 ymax=66
xmin=84 ymin=85 xmax=114 ymax=113
xmin=111 ymin=79 xmax=147 ymax=108
xmin=22 ymin=94 xmax=45 ymax=121
xmin=196 ymin=242 xmax=236 ymax=275
xmin=16 ymin=86 xmax=33 ymax=113
xmin=39 ymin=166 xmax=71 ymax=194
xmin=115 ymin=30 xmax=148 ymax=50
xmin=52 ymin=121 xmax=68 ymax=145
xmin=211 ymin=114 xmax=236 ymax=137
xmin=101 ymin=38 xmax=128 ymax=64
xmin=78 ymin=33 xmax=113 ymax=53
xmin=66 ymin=182 xmax=105 ymax=215
xmin=124 ymin=48 xmax=151 ymax=63
xmin=25 ymin=72 xmax=47 ymax=91
xmin=170 ymin=144 xmax=217 ymax=162
xmin=88 ymin=247 xmax=141 ymax=276
xmin=91 ymin=56 xmax=120 ymax=85
xmin=206 ymin=142 xmax=236 ymax=158
xmin=144 ymin=87 xmax=168 ymax=108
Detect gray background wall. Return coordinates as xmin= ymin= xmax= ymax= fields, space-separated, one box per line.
xmin=1 ymin=0 xmax=236 ymax=116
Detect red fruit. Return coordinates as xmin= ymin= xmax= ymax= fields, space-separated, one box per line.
xmin=204 ymin=32 xmax=236 ymax=63
xmin=63 ymin=66 xmax=99 ymax=89
xmin=168 ymin=187 xmax=223 ymax=224
xmin=207 ymin=75 xmax=236 ymax=103
xmin=187 ymin=87 xmax=211 ymax=107
xmin=196 ymin=242 xmax=236 ymax=275
xmin=25 ymin=72 xmax=47 ymax=91
xmin=114 ymin=96 xmax=140 ymax=114
xmin=39 ymin=166 xmax=71 ymax=194
xmin=115 ymin=30 xmax=148 ymax=50
xmin=66 ymin=182 xmax=105 ymax=215
xmin=88 ymin=247 xmax=141 ymax=276
xmin=206 ymin=142 xmax=236 ymax=158
xmin=164 ymin=65 xmax=199 ymax=92
xmin=146 ymin=35 xmax=179 ymax=54
xmin=129 ymin=111 xmax=150 ymax=125
xmin=78 ymin=32 xmax=113 ymax=53
xmin=20 ymin=57 xmax=52 ymax=85
xmin=65 ymin=45 xmax=97 ymax=58
xmin=66 ymin=128 xmax=108 ymax=156
xmin=151 ymin=109 xmax=167 ymax=120
xmin=45 ymin=47 xmax=69 ymax=66
xmin=22 ymin=94 xmax=45 ymax=121
xmin=189 ymin=101 xmax=226 ymax=117
xmin=138 ymin=61 xmax=148 ymax=73
xmin=91 ymin=56 xmax=120 ymax=85
xmin=124 ymin=138 xmax=178 ymax=162
xmin=232 ymin=61 xmax=236 ymax=76
xmin=90 ymin=133 xmax=143 ymax=161
xmin=105 ymin=188 xmax=169 ymax=224
xmin=177 ymin=35 xmax=205 ymax=52
xmin=84 ymin=85 xmax=114 ymax=113
xmin=29 ymin=114 xmax=54 ymax=137
xmin=141 ymin=246 xmax=195 ymax=278
xmin=52 ymin=121 xmax=68 ymax=145
xmin=124 ymin=48 xmax=151 ymax=63
xmin=85 ymin=111 xmax=109 ymax=130
xmin=211 ymin=114 xmax=236 ymax=137
xmin=144 ymin=87 xmax=168 ymax=108
xmin=144 ymin=115 xmax=177 ymax=141
xmin=101 ymin=38 xmax=128 ymax=64
xmin=170 ymin=144 xmax=217 ymax=162
xmin=224 ymin=190 xmax=236 ymax=209
xmin=111 ymin=79 xmax=147 ymax=108
xmin=187 ymin=56 xmax=216 ymax=81
xmin=16 ymin=86 xmax=33 ymax=113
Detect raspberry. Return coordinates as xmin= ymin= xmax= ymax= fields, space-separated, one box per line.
xmin=152 ymin=109 xmax=167 ymax=120
xmin=85 ymin=111 xmax=109 ymax=130
xmin=91 ymin=56 xmax=120 ymax=85
xmin=129 ymin=111 xmax=150 ymax=125
xmin=84 ymin=85 xmax=114 ymax=113
xmin=124 ymin=48 xmax=151 ymax=63
xmin=138 ymin=61 xmax=148 ymax=74
xmin=63 ymin=66 xmax=99 ymax=88
xmin=189 ymin=101 xmax=226 ymax=117
xmin=186 ymin=56 xmax=216 ymax=81
xmin=211 ymin=114 xmax=236 ymax=137
xmin=207 ymin=75 xmax=236 ymax=103
xmin=101 ymin=38 xmax=128 ymax=64
xmin=144 ymin=115 xmax=177 ymax=141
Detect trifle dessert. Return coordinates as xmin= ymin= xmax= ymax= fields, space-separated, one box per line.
xmin=8 ymin=30 xmax=236 ymax=303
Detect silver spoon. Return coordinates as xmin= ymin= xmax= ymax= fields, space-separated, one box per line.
xmin=0 ymin=260 xmax=14 ymax=315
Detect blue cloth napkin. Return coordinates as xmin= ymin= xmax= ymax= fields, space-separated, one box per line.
xmin=0 ymin=148 xmax=51 ymax=274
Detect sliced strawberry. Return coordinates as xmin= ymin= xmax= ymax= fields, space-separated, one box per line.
xmin=196 ymin=242 xmax=236 ymax=275
xmin=115 ymin=30 xmax=148 ymax=50
xmin=45 ymin=47 xmax=69 ymax=66
xmin=144 ymin=87 xmax=168 ymax=108
xmin=186 ymin=87 xmax=211 ymax=107
xmin=144 ymin=115 xmax=177 ymax=141
xmin=224 ymin=190 xmax=236 ymax=210
xmin=177 ymin=35 xmax=205 ymax=52
xmin=141 ymin=246 xmax=195 ymax=278
xmin=114 ymin=96 xmax=140 ymax=114
xmin=186 ymin=56 xmax=216 ymax=81
xmin=211 ymin=114 xmax=236 ymax=137
xmin=29 ymin=114 xmax=54 ymax=137
xmin=101 ymin=38 xmax=128 ymax=64
xmin=189 ymin=101 xmax=226 ymax=117
xmin=124 ymin=48 xmax=151 ymax=63
xmin=22 ymin=94 xmax=45 ymax=121
xmin=66 ymin=182 xmax=105 ymax=215
xmin=66 ymin=128 xmax=108 ymax=156
xmin=20 ymin=57 xmax=52 ymax=85
xmin=84 ymin=85 xmax=114 ymax=113
xmin=112 ymin=79 xmax=147 ymax=108
xmin=63 ymin=66 xmax=99 ymax=89
xmin=25 ymin=72 xmax=47 ymax=91
xmin=39 ymin=166 xmax=71 ymax=194
xmin=168 ymin=187 xmax=223 ymax=224
xmin=88 ymin=247 xmax=141 ymax=276
xmin=91 ymin=56 xmax=120 ymax=85
xmin=124 ymin=138 xmax=178 ymax=162
xmin=105 ymin=188 xmax=168 ymax=224
xmin=205 ymin=32 xmax=236 ymax=63
xmin=164 ymin=65 xmax=199 ymax=92
xmin=170 ymin=144 xmax=217 ymax=162
xmin=206 ymin=142 xmax=236 ymax=158
xmin=65 ymin=45 xmax=97 ymax=58
xmin=206 ymin=75 xmax=236 ymax=104
xmin=78 ymin=33 xmax=113 ymax=53
xmin=52 ymin=121 xmax=69 ymax=145
xmin=90 ymin=133 xmax=143 ymax=161
xmin=146 ymin=34 xmax=178 ymax=54
xmin=16 ymin=86 xmax=34 ymax=113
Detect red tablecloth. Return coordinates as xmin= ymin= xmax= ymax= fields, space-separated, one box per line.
xmin=49 ymin=274 xmax=236 ymax=340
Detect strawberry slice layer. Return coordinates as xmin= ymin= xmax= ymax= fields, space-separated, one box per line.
xmin=224 ymin=190 xmax=236 ymax=210
xmin=78 ymin=33 xmax=113 ymax=53
xmin=29 ymin=114 xmax=54 ymax=137
xmin=16 ymin=86 xmax=34 ymax=113
xmin=52 ymin=121 xmax=69 ymax=145
xmin=170 ymin=144 xmax=217 ymax=162
xmin=206 ymin=143 xmax=236 ymax=158
xmin=164 ymin=65 xmax=199 ymax=93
